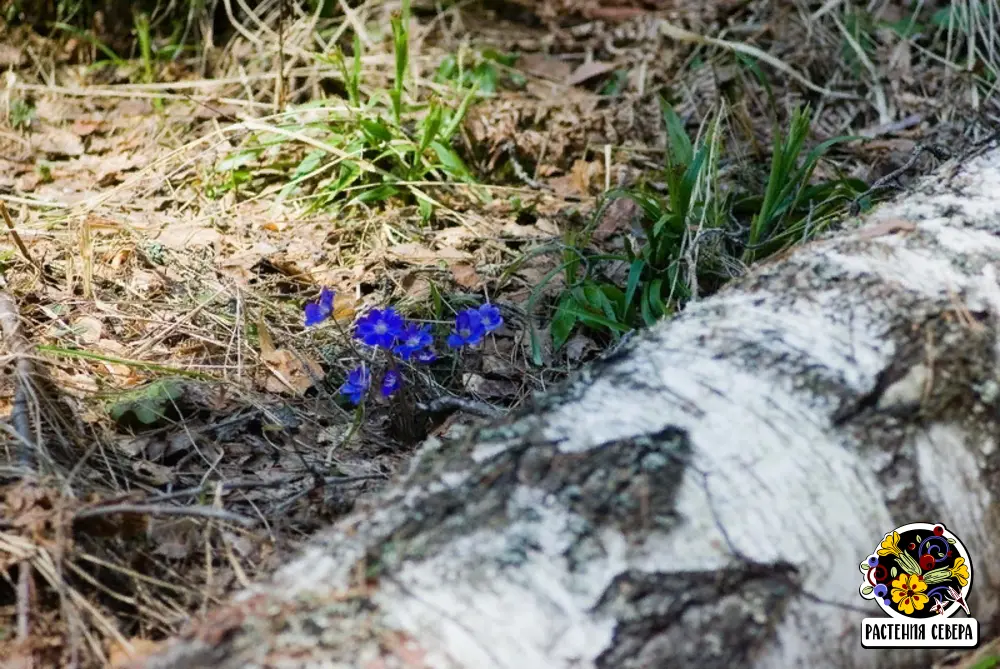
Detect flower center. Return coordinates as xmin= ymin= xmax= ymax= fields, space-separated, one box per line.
xmin=375 ymin=322 xmax=388 ymax=334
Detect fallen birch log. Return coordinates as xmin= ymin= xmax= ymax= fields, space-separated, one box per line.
xmin=134 ymin=139 xmax=1000 ymax=669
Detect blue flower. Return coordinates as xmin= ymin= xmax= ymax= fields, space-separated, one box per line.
xmin=304 ymin=288 xmax=335 ymax=327
xmin=355 ymin=307 xmax=405 ymax=348
xmin=381 ymin=368 xmax=402 ymax=398
xmin=393 ymin=323 xmax=434 ymax=360
xmin=447 ymin=308 xmax=486 ymax=349
xmin=339 ymin=365 xmax=371 ymax=405
xmin=414 ymin=348 xmax=437 ymax=364
xmin=478 ymin=303 xmax=503 ymax=332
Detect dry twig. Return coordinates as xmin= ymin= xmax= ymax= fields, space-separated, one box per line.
xmin=0 ymin=202 xmax=38 ymax=270
xmin=0 ymin=292 xmax=36 ymax=472
xmin=74 ymin=503 xmax=258 ymax=527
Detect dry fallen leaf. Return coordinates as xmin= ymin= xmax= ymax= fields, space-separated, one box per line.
xmin=387 ymin=242 xmax=473 ymax=265
xmin=115 ymin=435 xmax=150 ymax=458
xmin=114 ymin=99 xmax=154 ymax=117
xmin=152 ymin=540 xmax=190 ymax=560
xmin=584 ymin=6 xmax=647 ymax=20
xmin=257 ymin=312 xmax=276 ymax=357
xmin=0 ymin=44 xmax=25 ymax=67
xmin=402 ymin=271 xmax=432 ymax=301
xmin=132 ymin=460 xmax=175 ymax=486
xmin=0 ymin=648 xmax=34 ymax=669
xmin=71 ymin=119 xmax=105 ymax=137
xmin=72 ymin=315 xmax=103 ymax=343
xmin=462 ymin=373 xmax=518 ymax=400
xmin=534 ymin=217 xmax=561 ymax=236
xmin=262 ymin=219 xmax=290 ymax=232
xmin=435 ymin=224 xmax=491 ymax=247
xmin=51 ymin=370 xmax=100 ymax=397
xmin=518 ymin=53 xmax=574 ymax=82
xmin=592 ymin=197 xmax=640 ymax=242
xmin=565 ymin=334 xmax=598 ymax=363
xmin=129 ymin=269 xmax=166 ymax=298
xmin=222 ymin=530 xmax=254 ymax=557
xmin=154 ymin=222 xmax=223 ymax=251
xmin=570 ymin=159 xmax=603 ymax=196
xmin=106 ymin=247 xmax=133 ymax=268
xmin=33 ymin=125 xmax=85 ymax=157
xmin=262 ymin=348 xmax=324 ymax=395
xmin=96 ymin=153 xmax=147 ymax=186
xmin=566 ymin=60 xmax=617 ymax=87
xmin=16 ymin=171 xmax=42 ymax=192
xmin=449 ymin=262 xmax=482 ymax=289
xmin=110 ymin=638 xmax=163 ymax=668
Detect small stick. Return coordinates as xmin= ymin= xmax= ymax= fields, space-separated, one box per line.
xmin=849 ymin=143 xmax=951 ymax=216
xmin=0 ymin=201 xmax=38 ymax=269
xmin=145 ymin=473 xmax=387 ymax=504
xmin=74 ymin=503 xmax=257 ymax=527
xmin=0 ymin=292 xmax=36 ymax=471
xmin=417 ymin=395 xmax=503 ymax=419
xmin=272 ymin=474 xmax=389 ymax=516
xmin=16 ymin=562 xmax=31 ymax=643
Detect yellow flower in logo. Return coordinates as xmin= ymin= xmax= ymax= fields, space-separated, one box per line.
xmin=950 ymin=557 xmax=970 ymax=587
xmin=878 ymin=532 xmax=902 ymax=557
xmin=891 ymin=573 xmax=929 ymax=615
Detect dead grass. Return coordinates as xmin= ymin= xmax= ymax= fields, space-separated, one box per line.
xmin=0 ymin=0 xmax=998 ymax=666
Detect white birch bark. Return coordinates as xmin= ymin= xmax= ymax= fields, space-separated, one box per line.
xmin=132 ymin=139 xmax=1000 ymax=669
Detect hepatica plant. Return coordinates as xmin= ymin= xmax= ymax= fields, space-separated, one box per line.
xmin=303 ymin=289 xmax=503 ymax=406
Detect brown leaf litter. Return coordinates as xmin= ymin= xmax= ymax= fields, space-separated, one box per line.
xmin=1 ymin=0 xmax=996 ymax=666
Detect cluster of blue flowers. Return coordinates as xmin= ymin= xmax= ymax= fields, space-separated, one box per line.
xmin=303 ymin=288 xmax=504 ymax=406
xmin=446 ymin=304 xmax=502 ymax=348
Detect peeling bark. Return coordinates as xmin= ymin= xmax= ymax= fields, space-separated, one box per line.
xmin=133 ymin=139 xmax=1000 ymax=669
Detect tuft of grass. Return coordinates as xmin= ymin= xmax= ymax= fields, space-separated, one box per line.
xmin=8 ymin=98 xmax=36 ymax=130
xmin=836 ymin=1 xmax=1000 ymax=107
xmin=208 ymin=0 xmax=481 ymax=218
xmin=49 ymin=20 xmax=126 ymax=63
xmin=742 ymin=105 xmax=862 ymax=263
xmin=532 ymin=99 xmax=867 ymax=357
xmin=968 ymin=656 xmax=1000 ymax=669
xmin=133 ymin=11 xmax=155 ymax=84
xmin=434 ymin=48 xmax=526 ymax=95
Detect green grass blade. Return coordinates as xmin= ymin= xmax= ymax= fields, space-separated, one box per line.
xmin=624 ymin=259 xmax=645 ymax=315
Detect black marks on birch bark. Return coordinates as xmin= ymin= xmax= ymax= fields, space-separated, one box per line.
xmin=364 ymin=426 xmax=693 ymax=577
xmin=518 ymin=427 xmax=692 ymax=540
xmin=831 ymin=333 xmax=927 ymax=426
xmin=832 ymin=308 xmax=1000 ymax=522
xmin=593 ymin=562 xmax=800 ymax=669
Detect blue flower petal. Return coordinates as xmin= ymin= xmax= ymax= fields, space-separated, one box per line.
xmin=447 ymin=308 xmax=487 ymax=348
xmin=381 ymin=369 xmax=402 ymax=397
xmin=478 ymin=303 xmax=503 ymax=331
xmin=319 ymin=287 xmax=335 ymax=311
xmin=304 ymin=302 xmax=329 ymax=327
xmin=304 ymin=289 xmax=337 ymax=327
xmin=340 ymin=365 xmax=371 ymax=404
xmin=354 ymin=308 xmax=406 ymax=349
xmin=382 ymin=308 xmax=405 ymax=331
xmin=414 ymin=348 xmax=437 ymax=364
xmin=393 ymin=323 xmax=434 ymax=360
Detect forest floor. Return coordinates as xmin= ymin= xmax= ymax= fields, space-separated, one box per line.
xmin=0 ymin=0 xmax=998 ymax=667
